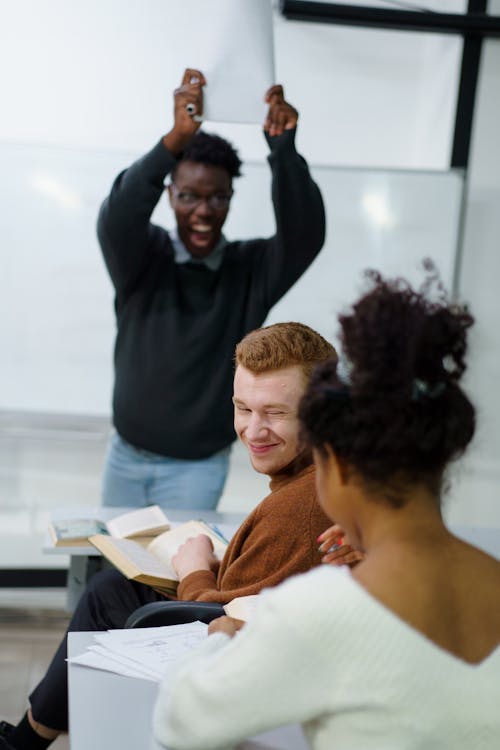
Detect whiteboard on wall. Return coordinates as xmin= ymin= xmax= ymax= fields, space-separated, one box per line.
xmin=0 ymin=141 xmax=463 ymax=415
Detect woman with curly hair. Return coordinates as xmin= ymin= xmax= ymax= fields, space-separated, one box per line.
xmin=153 ymin=266 xmax=500 ymax=750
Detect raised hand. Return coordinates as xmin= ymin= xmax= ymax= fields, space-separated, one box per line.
xmin=163 ymin=68 xmax=206 ymax=155
xmin=263 ymin=84 xmax=298 ymax=137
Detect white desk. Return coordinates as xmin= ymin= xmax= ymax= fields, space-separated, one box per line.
xmin=68 ymin=631 xmax=308 ymax=750
xmin=45 ymin=506 xmax=246 ymax=610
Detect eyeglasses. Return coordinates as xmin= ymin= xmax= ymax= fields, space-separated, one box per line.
xmin=170 ymin=184 xmax=233 ymax=211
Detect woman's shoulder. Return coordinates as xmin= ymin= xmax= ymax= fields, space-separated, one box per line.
xmin=259 ymin=565 xmax=357 ymax=621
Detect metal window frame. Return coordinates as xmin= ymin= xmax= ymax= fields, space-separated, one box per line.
xmin=279 ymin=0 xmax=494 ymax=167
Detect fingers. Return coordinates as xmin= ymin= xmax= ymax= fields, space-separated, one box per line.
xmin=181 ymin=68 xmax=207 ymax=87
xmin=322 ymin=547 xmax=365 ymax=568
xmin=317 ymin=525 xmax=344 ymax=556
xmin=317 ymin=524 xmax=345 ymax=546
xmin=176 ymin=534 xmax=213 ymax=555
xmin=170 ymin=68 xmax=206 ymax=140
xmin=317 ymin=523 xmax=364 ymax=568
xmin=264 ymin=84 xmax=284 ymax=103
xmin=185 ymin=534 xmax=214 ymax=550
xmin=200 ymin=533 xmax=214 ymax=551
xmin=208 ymin=616 xmax=243 ymax=638
xmin=174 ymin=82 xmax=203 ymax=112
xmin=264 ymin=83 xmax=298 ymax=137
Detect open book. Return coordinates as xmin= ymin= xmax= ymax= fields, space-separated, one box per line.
xmin=48 ymin=505 xmax=170 ymax=547
xmin=89 ymin=520 xmax=229 ymax=596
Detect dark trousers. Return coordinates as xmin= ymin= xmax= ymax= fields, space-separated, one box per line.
xmin=29 ymin=569 xmax=164 ymax=730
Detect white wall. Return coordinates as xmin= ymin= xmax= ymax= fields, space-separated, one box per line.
xmin=0 ymin=150 xmax=463 ymax=414
xmin=448 ymin=6 xmax=500 ymax=529
xmin=0 ymin=0 xmax=468 ymax=415
xmin=0 ymin=0 xmax=463 ymax=166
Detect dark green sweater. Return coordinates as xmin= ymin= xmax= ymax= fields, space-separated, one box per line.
xmin=97 ymin=129 xmax=325 ymax=459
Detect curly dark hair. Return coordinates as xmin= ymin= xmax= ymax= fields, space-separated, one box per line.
xmin=299 ymin=263 xmax=476 ymax=506
xmin=171 ymin=130 xmax=242 ymax=180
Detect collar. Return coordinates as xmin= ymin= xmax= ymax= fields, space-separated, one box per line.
xmin=169 ymin=228 xmax=227 ymax=271
xmin=269 ymin=454 xmax=315 ymax=493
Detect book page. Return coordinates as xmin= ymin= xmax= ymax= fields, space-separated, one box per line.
xmin=147 ymin=520 xmax=227 ymax=571
xmin=106 ymin=505 xmax=170 ymax=538
xmin=89 ymin=535 xmax=176 ymax=581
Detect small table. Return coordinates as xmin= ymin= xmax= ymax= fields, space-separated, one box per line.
xmin=68 ymin=631 xmax=308 ymax=750
xmin=44 ymin=506 xmax=246 ymax=611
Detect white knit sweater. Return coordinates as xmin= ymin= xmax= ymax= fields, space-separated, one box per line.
xmin=153 ymin=565 xmax=500 ymax=750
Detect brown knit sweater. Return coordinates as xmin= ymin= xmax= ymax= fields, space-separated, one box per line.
xmin=177 ymin=463 xmax=331 ymax=603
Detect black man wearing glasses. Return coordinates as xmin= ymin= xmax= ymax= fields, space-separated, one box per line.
xmin=97 ymin=67 xmax=325 ymax=511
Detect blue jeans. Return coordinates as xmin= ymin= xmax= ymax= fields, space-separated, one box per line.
xmin=101 ymin=432 xmax=231 ymax=511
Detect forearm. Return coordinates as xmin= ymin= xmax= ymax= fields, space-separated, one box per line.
xmin=97 ymin=140 xmax=176 ymax=289
xmin=102 ymin=140 xmax=175 ymax=228
xmin=176 ymin=570 xmax=224 ymax=602
xmin=153 ymin=592 xmax=323 ymax=750
xmin=267 ymin=129 xmax=326 ymax=265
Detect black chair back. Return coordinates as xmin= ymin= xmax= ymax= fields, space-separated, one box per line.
xmin=125 ymin=600 xmax=225 ymax=628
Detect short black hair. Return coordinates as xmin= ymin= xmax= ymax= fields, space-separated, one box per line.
xmin=171 ymin=131 xmax=242 ymax=180
xmin=299 ymin=262 xmax=476 ymax=506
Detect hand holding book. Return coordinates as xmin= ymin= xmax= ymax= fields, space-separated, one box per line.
xmin=172 ymin=534 xmax=220 ymax=579
xmin=89 ymin=520 xmax=229 ymax=597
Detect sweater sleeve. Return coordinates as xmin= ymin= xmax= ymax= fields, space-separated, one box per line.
xmin=176 ymin=570 xmax=219 ymax=602
xmin=176 ymin=497 xmax=328 ymax=606
xmin=153 ymin=573 xmax=334 ymax=750
xmin=253 ymin=128 xmax=326 ymax=308
xmin=96 ymin=139 xmax=176 ymax=297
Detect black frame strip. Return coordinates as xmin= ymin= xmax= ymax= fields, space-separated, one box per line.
xmin=279 ymin=1 xmax=500 ymax=36
xmin=280 ymin=1 xmax=494 ymax=169
xmin=0 ymin=569 xmax=67 ymax=587
xmin=451 ymin=0 xmax=487 ymax=167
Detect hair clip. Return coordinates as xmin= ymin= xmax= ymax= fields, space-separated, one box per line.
xmin=412 ymin=379 xmax=446 ymax=401
xmin=336 ymin=356 xmax=353 ymax=387
xmin=442 ymin=354 xmax=458 ymax=374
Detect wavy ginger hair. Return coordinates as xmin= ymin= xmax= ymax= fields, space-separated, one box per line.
xmin=235 ymin=322 xmax=336 ymax=383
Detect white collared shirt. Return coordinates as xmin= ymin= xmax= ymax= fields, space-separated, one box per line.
xmin=169 ymin=227 xmax=227 ymax=271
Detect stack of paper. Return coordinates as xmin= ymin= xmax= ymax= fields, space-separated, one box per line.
xmin=67 ymin=622 xmax=207 ymax=682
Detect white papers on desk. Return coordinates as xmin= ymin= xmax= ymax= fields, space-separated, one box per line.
xmin=67 ymin=622 xmax=207 ymax=682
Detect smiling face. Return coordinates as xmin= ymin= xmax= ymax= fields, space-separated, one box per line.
xmin=168 ymin=160 xmax=232 ymax=259
xmin=233 ymin=365 xmax=307 ymax=476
